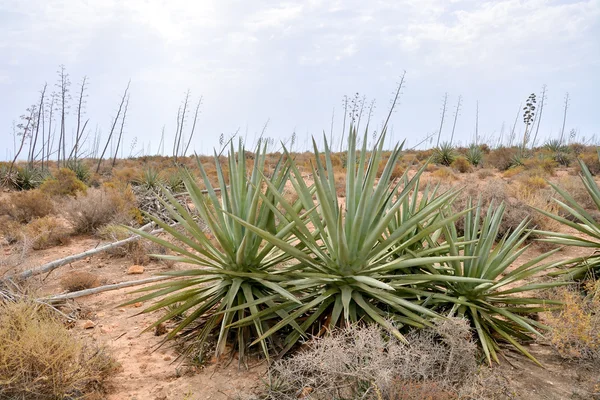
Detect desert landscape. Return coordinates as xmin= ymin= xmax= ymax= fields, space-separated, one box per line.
xmin=2 ymin=130 xmax=600 ymax=399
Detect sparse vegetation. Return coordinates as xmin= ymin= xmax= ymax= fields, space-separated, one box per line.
xmin=0 ymin=299 xmax=117 ymax=399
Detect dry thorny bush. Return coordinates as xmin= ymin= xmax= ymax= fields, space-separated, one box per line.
xmin=60 ymin=270 xmax=101 ymax=292
xmin=62 ymin=186 xmax=138 ymax=234
xmin=0 ymin=299 xmax=118 ymax=399
xmin=248 ymin=319 xmax=490 ymax=400
xmin=546 ymin=280 xmax=600 ymax=362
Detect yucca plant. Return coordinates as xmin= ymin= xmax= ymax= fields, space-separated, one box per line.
xmin=65 ymin=159 xmax=90 ymax=183
xmin=134 ymin=167 xmax=164 ymax=191
xmin=124 ymin=141 xmax=304 ymax=362
xmin=534 ymin=158 xmax=600 ymax=279
xmin=413 ymin=200 xmax=567 ymax=365
xmin=465 ymin=144 xmax=483 ymax=167
xmin=166 ymin=169 xmax=186 ymax=193
xmin=230 ymin=128 xmax=470 ymax=353
xmin=14 ymin=166 xmax=44 ymax=190
xmin=433 ymin=142 xmax=456 ymax=166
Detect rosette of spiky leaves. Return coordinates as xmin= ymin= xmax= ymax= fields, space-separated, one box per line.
xmin=123 ymin=140 xmax=304 ymax=362
xmin=534 ymin=157 xmax=600 ymax=279
xmin=134 ymin=167 xmax=164 ymax=191
xmin=410 ymin=199 xmax=567 ymax=366
xmin=432 ymin=142 xmax=456 ymax=166
xmin=465 ymin=144 xmax=483 ymax=167
xmin=229 ymin=127 xmax=470 ymax=354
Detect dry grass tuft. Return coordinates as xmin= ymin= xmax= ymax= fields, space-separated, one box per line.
xmin=477 ymin=169 xmax=495 ymax=179
xmin=60 ymin=271 xmax=100 ymax=292
xmin=0 ymin=299 xmax=118 ymax=399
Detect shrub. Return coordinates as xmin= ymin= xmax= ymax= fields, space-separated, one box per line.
xmin=486 ymin=147 xmax=517 ymax=171
xmin=0 ymin=189 xmax=53 ymax=223
xmin=431 ymin=166 xmax=458 ymax=181
xmin=546 ymin=281 xmax=600 ymax=361
xmin=22 ymin=216 xmax=71 ymax=250
xmin=260 ymin=320 xmax=477 ymax=400
xmin=0 ymin=300 xmax=117 ymax=399
xmin=522 ymin=156 xmax=556 ymax=176
xmin=576 ymin=151 xmax=600 ymax=175
xmin=63 ymin=187 xmax=136 ymax=234
xmin=134 ymin=167 xmax=164 ymax=191
xmin=477 ymin=169 xmax=495 ymax=179
xmin=60 ymin=271 xmax=100 ymax=292
xmin=40 ymin=168 xmax=87 ymax=197
xmin=450 ymin=156 xmax=472 ymax=173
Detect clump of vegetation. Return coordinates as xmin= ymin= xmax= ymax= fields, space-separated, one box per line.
xmin=259 ymin=320 xmax=477 ymax=400
xmin=575 ymin=151 xmax=600 ymax=175
xmin=65 ymin=159 xmax=91 ymax=183
xmin=546 ymin=281 xmax=600 ymax=361
xmin=465 ymin=144 xmax=483 ymax=167
xmin=451 ymin=156 xmax=472 ymax=173
xmin=486 ymin=147 xmax=517 ymax=171
xmin=40 ymin=168 xmax=87 ymax=197
xmin=477 ymin=169 xmax=495 ymax=179
xmin=60 ymin=271 xmax=100 ymax=292
xmin=0 ymin=189 xmax=54 ymax=223
xmin=22 ymin=216 xmax=71 ymax=250
xmin=431 ymin=166 xmax=458 ymax=181
xmin=0 ymin=299 xmax=117 ymax=399
xmin=63 ymin=186 xmax=137 ymax=233
xmin=432 ymin=142 xmax=456 ymax=166
xmin=13 ymin=166 xmax=45 ymax=190
xmin=134 ymin=167 xmax=164 ymax=191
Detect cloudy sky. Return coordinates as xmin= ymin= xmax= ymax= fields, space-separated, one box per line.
xmin=1 ymin=0 xmax=599 ymax=159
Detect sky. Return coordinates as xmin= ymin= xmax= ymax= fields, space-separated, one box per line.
xmin=1 ymin=0 xmax=599 ymax=160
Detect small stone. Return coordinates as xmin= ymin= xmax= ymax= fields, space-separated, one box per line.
xmin=128 ymin=265 xmax=145 ymax=274
xmin=100 ymin=327 xmax=111 ymax=334
xmin=119 ymin=308 xmax=126 ymax=313
xmin=163 ymin=356 xmax=172 ymax=361
xmin=133 ymin=302 xmax=143 ymax=308
xmin=82 ymin=320 xmax=95 ymax=329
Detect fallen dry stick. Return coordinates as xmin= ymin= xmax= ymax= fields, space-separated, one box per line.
xmin=2 ymin=222 xmax=163 ymax=282
xmin=43 ymin=275 xmax=172 ymax=303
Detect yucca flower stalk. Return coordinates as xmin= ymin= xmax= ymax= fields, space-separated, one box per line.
xmin=230 ymin=127 xmax=470 ymax=353
xmin=123 ymin=140 xmax=305 ymax=362
xmin=409 ymin=200 xmax=567 ymax=365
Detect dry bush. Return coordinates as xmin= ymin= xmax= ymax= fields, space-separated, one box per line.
xmin=546 ymin=281 xmax=600 ymax=361
xmin=40 ymin=168 xmax=87 ymax=197
xmin=577 ymin=152 xmax=600 ymax=175
xmin=555 ymin=176 xmax=597 ymax=211
xmin=60 ymin=271 xmax=100 ymax=292
xmin=451 ymin=156 xmax=473 ymax=173
xmin=0 ymin=189 xmax=54 ymax=223
xmin=260 ymin=319 xmax=477 ymax=400
xmin=63 ymin=186 xmax=137 ymax=234
xmin=518 ymin=174 xmax=547 ymax=190
xmin=477 ymin=169 xmax=495 ymax=179
xmin=22 ymin=216 xmax=71 ymax=250
xmin=502 ymin=166 xmax=525 ymax=179
xmin=522 ymin=157 xmax=556 ymax=177
xmin=0 ymin=299 xmax=117 ymax=399
xmin=486 ymin=147 xmax=517 ymax=171
xmin=431 ymin=167 xmax=458 ymax=182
